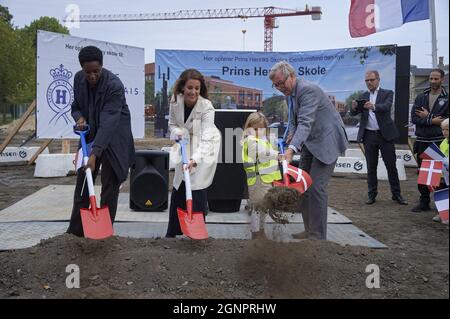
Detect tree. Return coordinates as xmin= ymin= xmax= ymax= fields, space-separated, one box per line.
xmin=145 ymin=80 xmax=155 ymax=105
xmin=19 ymin=16 xmax=69 ymax=47
xmin=0 ymin=5 xmax=13 ymax=27
xmin=262 ymin=95 xmax=287 ymax=122
xmin=353 ymin=45 xmax=396 ymax=65
xmin=18 ymin=17 xmax=69 ymax=103
xmin=0 ymin=19 xmax=16 ymax=105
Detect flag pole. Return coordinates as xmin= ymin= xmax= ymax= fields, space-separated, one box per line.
xmin=429 ymin=0 xmax=438 ymax=67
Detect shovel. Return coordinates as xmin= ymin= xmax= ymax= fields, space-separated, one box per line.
xmin=176 ymin=140 xmax=208 ymax=240
xmin=273 ymin=139 xmax=312 ymax=194
xmin=74 ymin=125 xmax=114 ymax=240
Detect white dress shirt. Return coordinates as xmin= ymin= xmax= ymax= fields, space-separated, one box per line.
xmin=366 ymin=87 xmax=380 ymax=131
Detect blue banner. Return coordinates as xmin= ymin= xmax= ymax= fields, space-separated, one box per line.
xmin=155 ymin=46 xmax=397 ymax=141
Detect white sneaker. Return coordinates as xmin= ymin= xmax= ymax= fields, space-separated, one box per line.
xmin=432 ymin=215 xmax=441 ymax=222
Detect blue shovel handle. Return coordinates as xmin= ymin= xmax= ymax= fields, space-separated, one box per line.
xmin=73 ymin=125 xmax=90 ymax=158
xmin=278 ymin=138 xmax=285 ymax=155
xmin=177 ymin=139 xmax=188 ymax=165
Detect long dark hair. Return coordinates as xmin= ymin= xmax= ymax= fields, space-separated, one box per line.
xmin=173 ymin=69 xmax=208 ymax=102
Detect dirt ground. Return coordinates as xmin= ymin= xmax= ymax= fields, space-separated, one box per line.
xmin=0 ymin=128 xmax=448 ymax=299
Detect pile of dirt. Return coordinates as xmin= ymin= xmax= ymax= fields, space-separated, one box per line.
xmin=0 ymin=233 xmax=427 ymax=299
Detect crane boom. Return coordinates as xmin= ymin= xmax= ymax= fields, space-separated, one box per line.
xmin=74 ymin=6 xmax=322 ymax=51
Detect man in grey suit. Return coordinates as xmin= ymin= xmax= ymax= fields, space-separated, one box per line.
xmin=269 ymin=61 xmax=348 ymax=240
xmin=350 ymin=70 xmax=407 ymax=206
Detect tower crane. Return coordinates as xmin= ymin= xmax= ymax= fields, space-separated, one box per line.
xmin=74 ymin=6 xmax=322 ymax=51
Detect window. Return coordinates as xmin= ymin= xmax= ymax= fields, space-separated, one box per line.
xmin=238 ymin=91 xmax=245 ymax=102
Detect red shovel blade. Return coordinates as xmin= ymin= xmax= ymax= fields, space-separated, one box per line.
xmin=80 ymin=206 xmax=114 ymax=240
xmin=177 ymin=208 xmax=208 ymax=240
xmin=273 ymin=179 xmax=307 ymax=194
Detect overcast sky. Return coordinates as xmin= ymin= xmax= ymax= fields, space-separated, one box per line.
xmin=2 ymin=0 xmax=449 ymax=67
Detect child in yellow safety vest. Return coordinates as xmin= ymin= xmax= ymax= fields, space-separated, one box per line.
xmin=242 ymin=112 xmax=282 ymax=238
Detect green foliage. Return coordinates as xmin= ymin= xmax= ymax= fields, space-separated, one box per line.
xmin=353 ymin=45 xmax=396 ymax=65
xmin=0 ymin=5 xmax=13 ymax=27
xmin=19 ymin=16 xmax=69 ymax=47
xmin=145 ymin=80 xmax=155 ymax=105
xmin=262 ymin=95 xmax=287 ymax=122
xmin=0 ymin=15 xmax=69 ymax=105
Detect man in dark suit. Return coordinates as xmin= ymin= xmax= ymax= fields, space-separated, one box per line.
xmin=67 ymin=46 xmax=135 ymax=237
xmin=351 ymin=70 xmax=407 ymax=205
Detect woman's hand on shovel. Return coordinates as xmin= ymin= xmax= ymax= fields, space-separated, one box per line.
xmin=186 ymin=159 xmax=197 ymax=173
xmin=84 ymin=154 xmax=97 ymax=172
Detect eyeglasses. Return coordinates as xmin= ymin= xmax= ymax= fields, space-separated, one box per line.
xmin=272 ymin=75 xmax=290 ymax=89
xmin=365 ymin=78 xmax=378 ymax=83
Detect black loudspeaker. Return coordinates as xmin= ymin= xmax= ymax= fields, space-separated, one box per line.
xmin=130 ymin=150 xmax=169 ymax=211
xmin=207 ymin=109 xmax=254 ymax=212
xmin=394 ymin=46 xmax=411 ymax=144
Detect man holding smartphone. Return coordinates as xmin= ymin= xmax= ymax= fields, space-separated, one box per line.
xmin=351 ymin=70 xmax=407 ymax=206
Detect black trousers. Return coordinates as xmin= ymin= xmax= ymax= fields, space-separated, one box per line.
xmin=67 ymin=155 xmax=120 ymax=237
xmin=363 ymin=130 xmax=401 ymax=199
xmin=166 ymin=181 xmax=207 ymax=238
xmin=414 ymin=140 xmax=444 ymax=206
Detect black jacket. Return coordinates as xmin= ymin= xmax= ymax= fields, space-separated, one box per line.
xmin=71 ymin=68 xmax=135 ymax=183
xmin=350 ymin=88 xmax=399 ymax=143
xmin=411 ymin=87 xmax=449 ymax=143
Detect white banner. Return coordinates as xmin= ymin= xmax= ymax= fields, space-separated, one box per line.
xmin=36 ymin=30 xmax=144 ymax=139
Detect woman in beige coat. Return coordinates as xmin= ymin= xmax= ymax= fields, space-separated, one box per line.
xmin=166 ymin=69 xmax=221 ymax=237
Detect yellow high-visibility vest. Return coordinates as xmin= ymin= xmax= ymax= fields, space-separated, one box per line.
xmin=242 ymin=136 xmax=281 ymax=186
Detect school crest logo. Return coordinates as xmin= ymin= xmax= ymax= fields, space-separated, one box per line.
xmin=46 ymin=64 xmax=74 ymax=125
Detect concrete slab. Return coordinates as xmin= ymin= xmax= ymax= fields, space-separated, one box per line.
xmin=0 ymin=185 xmax=351 ymax=224
xmin=0 ymin=221 xmax=386 ymax=251
xmin=34 ymin=154 xmax=76 ymax=177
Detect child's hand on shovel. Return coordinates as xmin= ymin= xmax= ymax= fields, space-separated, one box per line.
xmin=278 ymin=154 xmax=286 ymax=162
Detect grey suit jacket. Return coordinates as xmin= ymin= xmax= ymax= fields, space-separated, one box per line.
xmin=287 ymin=78 xmax=349 ymax=165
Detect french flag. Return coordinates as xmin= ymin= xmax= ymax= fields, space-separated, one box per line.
xmin=434 ymin=188 xmax=449 ymax=221
xmin=420 ymin=143 xmax=446 ymax=161
xmin=349 ymin=0 xmax=430 ymax=38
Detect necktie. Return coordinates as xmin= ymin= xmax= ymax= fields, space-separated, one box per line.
xmin=283 ymin=96 xmax=293 ymax=142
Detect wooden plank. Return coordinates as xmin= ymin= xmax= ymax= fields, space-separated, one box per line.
xmin=407 ymin=137 xmax=418 ymax=163
xmin=27 ymin=139 xmax=53 ymax=165
xmin=0 ymin=100 xmax=36 ymax=153
xmin=61 ymin=139 xmax=71 ymax=154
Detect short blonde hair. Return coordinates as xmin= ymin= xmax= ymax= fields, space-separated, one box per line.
xmin=441 ymin=118 xmax=449 ymax=129
xmin=243 ymin=112 xmax=269 ymax=137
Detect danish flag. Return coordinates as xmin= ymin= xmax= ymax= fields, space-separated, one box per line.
xmin=418 ymin=160 xmax=443 ymax=186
